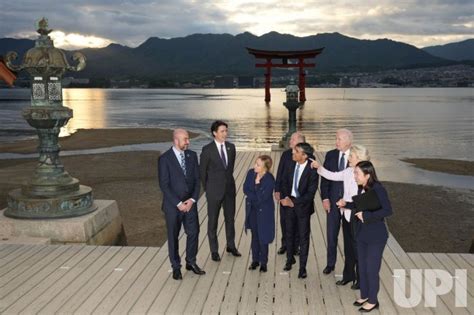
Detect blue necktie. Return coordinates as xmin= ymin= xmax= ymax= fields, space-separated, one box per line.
xmin=293 ymin=163 xmax=300 ymax=198
xmin=180 ymin=152 xmax=186 ymax=176
xmin=339 ymin=153 xmax=345 ymax=171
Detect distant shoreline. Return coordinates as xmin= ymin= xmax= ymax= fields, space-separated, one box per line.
xmin=0 ymin=128 xmax=200 ymax=154
xmin=402 ymin=158 xmax=474 ymax=176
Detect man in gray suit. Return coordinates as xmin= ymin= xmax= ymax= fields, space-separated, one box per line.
xmin=200 ymin=120 xmax=241 ymax=261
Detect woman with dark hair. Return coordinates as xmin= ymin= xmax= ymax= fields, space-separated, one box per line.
xmin=243 ymin=155 xmax=275 ymax=272
xmin=339 ymin=161 xmax=392 ymax=312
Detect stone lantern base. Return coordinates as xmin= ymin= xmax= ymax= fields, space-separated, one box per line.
xmin=0 ymin=200 xmax=124 ymax=245
xmin=5 ymin=185 xmax=96 ymax=219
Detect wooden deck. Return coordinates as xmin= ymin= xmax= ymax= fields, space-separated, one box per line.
xmin=0 ymin=151 xmax=472 ymax=314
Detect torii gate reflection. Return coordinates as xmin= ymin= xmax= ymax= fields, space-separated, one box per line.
xmin=246 ymin=47 xmax=324 ymax=103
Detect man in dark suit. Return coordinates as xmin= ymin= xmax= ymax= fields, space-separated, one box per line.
xmin=280 ymin=142 xmax=319 ymax=279
xmin=158 ymin=128 xmax=205 ymax=280
xmin=320 ymin=128 xmax=353 ymax=275
xmin=200 ymin=120 xmax=241 ymax=261
xmin=274 ymin=132 xmax=305 ymax=255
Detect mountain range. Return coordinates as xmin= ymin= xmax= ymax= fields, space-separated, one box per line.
xmin=1 ymin=32 xmax=472 ymax=80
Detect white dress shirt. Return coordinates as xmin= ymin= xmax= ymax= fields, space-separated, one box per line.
xmin=291 ymin=160 xmax=308 ymax=198
xmin=338 ymin=148 xmax=351 ymax=169
xmin=171 ymin=146 xmax=195 ymax=207
xmin=214 ymin=139 xmax=228 ymax=166
xmin=317 ymin=166 xmax=357 ymax=222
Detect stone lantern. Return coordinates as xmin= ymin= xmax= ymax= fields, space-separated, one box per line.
xmin=4 ymin=18 xmax=96 ymax=219
xmin=279 ymin=80 xmax=302 ymax=148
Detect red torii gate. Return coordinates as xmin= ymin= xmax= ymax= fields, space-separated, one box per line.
xmin=247 ymin=47 xmax=324 ymax=102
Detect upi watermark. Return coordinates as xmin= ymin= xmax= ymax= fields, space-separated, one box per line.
xmin=393 ymin=269 xmax=467 ymax=308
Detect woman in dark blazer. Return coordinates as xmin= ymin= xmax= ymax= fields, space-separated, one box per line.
xmin=340 ymin=161 xmax=392 ymax=312
xmin=243 ymin=155 xmax=275 ymax=272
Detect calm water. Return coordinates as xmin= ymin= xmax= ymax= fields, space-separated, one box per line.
xmin=0 ymin=88 xmax=473 ymax=188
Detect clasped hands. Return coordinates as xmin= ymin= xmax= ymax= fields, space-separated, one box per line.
xmin=279 ymin=196 xmax=294 ymax=208
xmin=178 ymin=198 xmax=194 ymax=212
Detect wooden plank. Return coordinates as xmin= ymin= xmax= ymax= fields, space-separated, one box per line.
xmin=446 ymin=254 xmax=474 ymax=281
xmin=73 ymin=246 xmax=147 ymax=314
xmin=0 ymin=244 xmax=38 ymax=269
xmin=313 ymin=194 xmax=355 ymax=314
xmin=419 ymin=253 xmax=470 ymax=314
xmin=432 ymin=253 xmax=473 ymax=297
xmin=53 ymin=246 xmax=133 ymax=313
xmin=2 ymin=245 xmax=95 ymax=314
xmin=92 ymin=247 xmax=159 ymax=314
xmin=0 ymin=245 xmax=66 ymax=290
xmin=191 ymin=151 xmax=258 ymax=314
xmin=181 ymin=152 xmax=257 ymax=315
xmin=18 ymin=246 xmax=107 ymax=314
xmin=385 ymin=238 xmax=434 ymax=315
xmin=459 ymin=254 xmax=474 ymax=268
xmin=0 ymin=245 xmax=49 ymax=277
xmin=408 ymin=253 xmax=456 ymax=314
xmin=0 ymin=244 xmax=19 ymax=259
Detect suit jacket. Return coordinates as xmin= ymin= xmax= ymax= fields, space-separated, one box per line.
xmin=280 ymin=160 xmax=319 ymax=216
xmin=275 ymin=149 xmax=292 ymax=193
xmin=276 ymin=149 xmax=316 ymax=193
xmin=199 ymin=140 xmax=236 ymax=200
xmin=320 ymin=149 xmax=344 ymax=203
xmin=346 ymin=182 xmax=392 ymax=242
xmin=243 ymin=169 xmax=275 ymax=244
xmin=158 ymin=148 xmax=200 ymax=213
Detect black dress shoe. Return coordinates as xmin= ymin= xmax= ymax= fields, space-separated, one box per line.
xmin=351 ymin=281 xmax=360 ymax=290
xmin=353 ymin=299 xmax=368 ymax=307
xmin=172 ymin=269 xmax=182 ymax=280
xmin=323 ymin=266 xmax=334 ymax=274
xmin=211 ymin=252 xmax=221 ymax=261
xmin=283 ymin=258 xmax=296 ymax=271
xmin=226 ymin=247 xmax=242 ymax=257
xmin=277 ymin=246 xmax=287 ymax=255
xmin=298 ymin=268 xmax=307 ymax=279
xmin=249 ymin=262 xmax=259 ymax=270
xmin=359 ymin=302 xmax=379 ymax=312
xmin=336 ymin=279 xmax=353 ymax=286
xmin=260 ymin=264 xmax=267 ymax=272
xmin=186 ymin=263 xmax=206 ymax=275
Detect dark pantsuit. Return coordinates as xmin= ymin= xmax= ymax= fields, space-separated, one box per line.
xmin=207 ymin=193 xmax=236 ymax=253
xmin=286 ymin=207 xmax=311 ymax=270
xmin=342 ymin=218 xmax=358 ymax=282
xmin=326 ymin=205 xmax=342 ymax=267
xmin=165 ymin=207 xmax=199 ymax=270
xmin=249 ymin=207 xmax=269 ymax=264
xmin=357 ymin=239 xmax=386 ymax=304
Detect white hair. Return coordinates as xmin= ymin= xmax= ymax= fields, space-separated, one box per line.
xmin=337 ymin=128 xmax=353 ymax=142
xmin=350 ymin=144 xmax=370 ymax=161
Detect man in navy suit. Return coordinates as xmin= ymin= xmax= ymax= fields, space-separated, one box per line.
xmin=274 ymin=132 xmax=306 ymax=255
xmin=320 ymin=128 xmax=353 ymax=275
xmin=200 ymin=120 xmax=241 ymax=261
xmin=280 ymin=142 xmax=319 ymax=279
xmin=159 ymin=128 xmax=205 ymax=280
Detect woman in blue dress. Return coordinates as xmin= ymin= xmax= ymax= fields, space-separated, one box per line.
xmin=243 ymin=155 xmax=275 ymax=272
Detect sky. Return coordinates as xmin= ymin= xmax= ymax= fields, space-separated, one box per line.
xmin=1 ymin=0 xmax=472 ymax=50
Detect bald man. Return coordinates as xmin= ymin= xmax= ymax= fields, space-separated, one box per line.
xmin=158 ymin=128 xmax=205 ymax=280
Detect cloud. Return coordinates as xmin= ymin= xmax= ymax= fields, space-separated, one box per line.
xmin=0 ymin=0 xmax=472 ymax=48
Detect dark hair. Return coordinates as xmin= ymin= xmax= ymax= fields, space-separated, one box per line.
xmin=355 ymin=160 xmax=379 ymax=189
xmin=295 ymin=142 xmax=314 ymax=158
xmin=257 ymin=155 xmax=273 ymax=172
xmin=210 ymin=120 xmax=228 ymax=137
